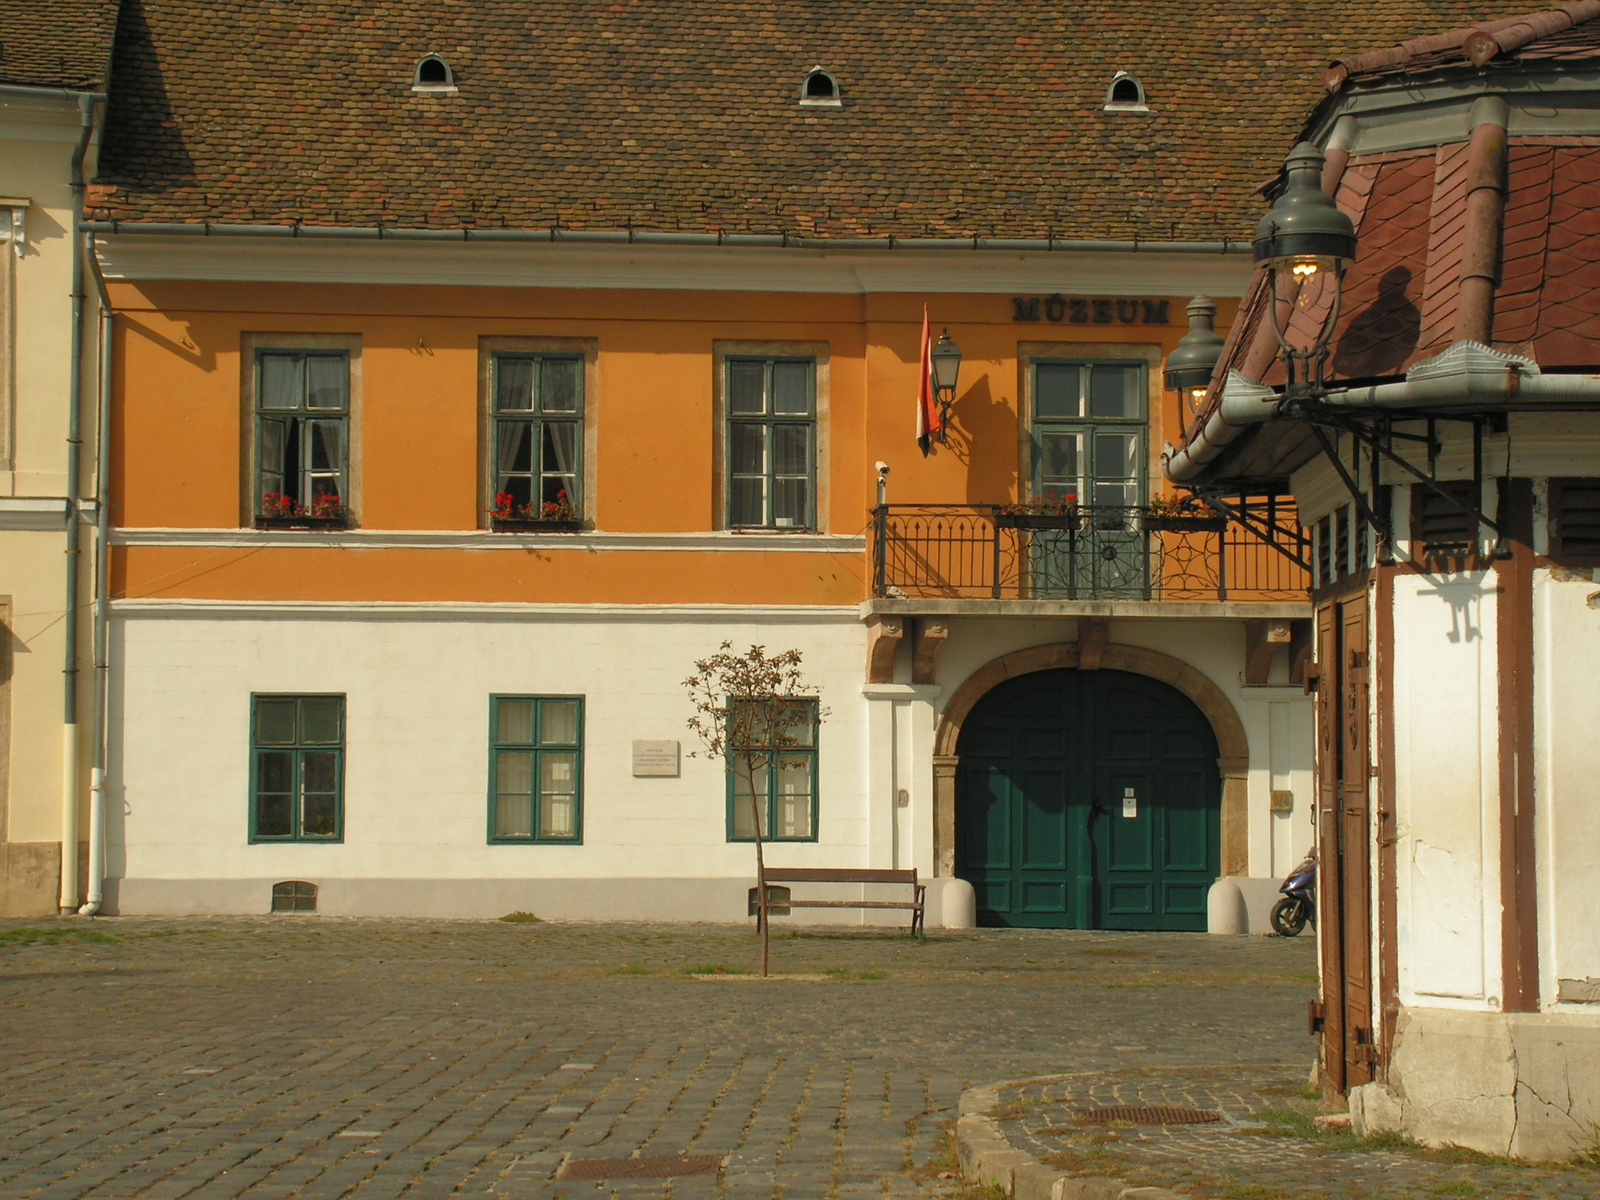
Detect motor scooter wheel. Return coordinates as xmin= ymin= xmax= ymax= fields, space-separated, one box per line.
xmin=1270 ymin=897 xmax=1309 ymax=937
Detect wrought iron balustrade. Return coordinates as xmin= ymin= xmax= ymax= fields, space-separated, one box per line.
xmin=870 ymin=503 xmax=1310 ymax=602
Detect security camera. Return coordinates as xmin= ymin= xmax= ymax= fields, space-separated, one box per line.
xmin=875 ymin=461 xmax=890 ymax=476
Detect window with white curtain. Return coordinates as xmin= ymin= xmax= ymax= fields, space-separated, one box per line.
xmin=491 ymin=354 xmax=583 ymax=523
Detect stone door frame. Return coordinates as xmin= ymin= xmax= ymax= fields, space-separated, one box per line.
xmin=931 ymin=641 xmax=1250 ymax=879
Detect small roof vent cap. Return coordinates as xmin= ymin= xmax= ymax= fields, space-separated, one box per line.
xmin=800 ymin=66 xmax=841 ymax=107
xmin=1104 ymin=71 xmax=1149 ymax=113
xmin=413 ymin=53 xmax=458 ymax=93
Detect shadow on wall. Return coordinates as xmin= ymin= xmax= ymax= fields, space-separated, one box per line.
xmin=946 ymin=376 xmax=1017 ymax=505
xmin=1334 ymin=267 xmax=1422 ymax=381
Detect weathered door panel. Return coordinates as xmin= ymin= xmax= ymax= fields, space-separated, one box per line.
xmin=1314 ymin=601 xmax=1347 ymax=1092
xmin=1340 ymin=596 xmax=1375 ymax=1087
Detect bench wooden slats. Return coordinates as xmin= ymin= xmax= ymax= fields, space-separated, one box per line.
xmin=752 ymin=867 xmax=925 ymax=935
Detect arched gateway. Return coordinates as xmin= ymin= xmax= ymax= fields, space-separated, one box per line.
xmin=931 ymin=642 xmax=1249 ymax=930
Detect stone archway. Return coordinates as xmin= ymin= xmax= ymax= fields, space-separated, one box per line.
xmin=931 ymin=641 xmax=1249 ymax=879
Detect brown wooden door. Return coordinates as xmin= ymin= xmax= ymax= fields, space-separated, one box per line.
xmin=1313 ymin=602 xmax=1345 ymax=1092
xmin=1314 ymin=595 xmax=1375 ymax=1092
xmin=1338 ymin=596 xmax=1374 ymax=1087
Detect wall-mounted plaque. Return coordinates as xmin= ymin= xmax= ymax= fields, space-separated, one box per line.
xmin=632 ymin=740 xmax=680 ymax=777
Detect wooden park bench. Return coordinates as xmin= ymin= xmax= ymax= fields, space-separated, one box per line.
xmin=749 ymin=868 xmax=926 ymax=936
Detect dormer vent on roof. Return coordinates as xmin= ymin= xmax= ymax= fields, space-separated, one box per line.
xmin=412 ymin=53 xmax=457 ymax=93
xmin=1103 ymin=71 xmax=1149 ymax=112
xmin=800 ymin=67 xmax=842 ymax=107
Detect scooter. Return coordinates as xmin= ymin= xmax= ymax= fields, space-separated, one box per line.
xmin=1271 ymin=851 xmax=1316 ymax=937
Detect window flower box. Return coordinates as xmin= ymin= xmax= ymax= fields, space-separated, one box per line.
xmin=995 ymin=512 xmax=1085 ymax=532
xmin=255 ymin=514 xmax=349 ymax=531
xmin=1142 ymin=515 xmax=1228 ymax=533
xmin=256 ymin=492 xmax=348 ymax=530
xmin=490 ymin=515 xmax=583 ymax=533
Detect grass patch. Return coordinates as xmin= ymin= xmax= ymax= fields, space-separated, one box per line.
xmin=685 ymin=963 xmax=749 ymax=976
xmin=498 ymin=911 xmax=542 ymax=924
xmin=613 ymin=963 xmax=651 ymax=975
xmin=0 ymin=926 xmax=117 ymax=946
xmin=1427 ymin=1182 xmax=1476 ymax=1196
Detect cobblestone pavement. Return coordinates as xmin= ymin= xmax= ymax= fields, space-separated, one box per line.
xmin=995 ymin=1068 xmax=1600 ymax=1199
xmin=0 ymin=918 xmax=1588 ymax=1200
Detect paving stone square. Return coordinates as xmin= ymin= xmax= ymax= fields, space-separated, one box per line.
xmin=3 ymin=917 xmax=1591 ymax=1199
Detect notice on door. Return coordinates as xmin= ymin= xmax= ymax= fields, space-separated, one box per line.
xmin=1122 ymin=787 xmax=1137 ymax=819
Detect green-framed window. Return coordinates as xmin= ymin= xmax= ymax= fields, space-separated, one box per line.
xmin=489 ymin=696 xmax=584 ymax=843
xmin=726 ymin=698 xmax=819 ymax=842
xmin=1031 ymin=359 xmax=1146 ymax=512
xmin=256 ymin=351 xmax=349 ymax=521
xmin=492 ymin=354 xmax=583 ymax=520
xmin=250 ymin=695 xmax=344 ymax=842
xmin=726 ymin=356 xmax=815 ymax=530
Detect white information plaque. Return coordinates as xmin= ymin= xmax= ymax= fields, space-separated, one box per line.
xmin=632 ymin=740 xmax=680 ymax=777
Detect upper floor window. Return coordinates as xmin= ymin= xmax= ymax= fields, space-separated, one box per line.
xmin=1031 ymin=359 xmax=1146 ymax=511
xmin=250 ymin=694 xmax=344 ymax=843
xmin=489 ymin=696 xmax=583 ymax=843
xmin=726 ymin=356 xmax=815 ymax=530
xmin=256 ymin=351 xmax=349 ymax=527
xmin=491 ymin=354 xmax=583 ymax=527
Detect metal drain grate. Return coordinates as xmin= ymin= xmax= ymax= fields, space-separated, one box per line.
xmin=558 ymin=1155 xmax=722 ymax=1181
xmin=1075 ymin=1105 xmax=1223 ymax=1126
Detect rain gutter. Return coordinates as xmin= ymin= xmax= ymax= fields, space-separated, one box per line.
xmin=1164 ymin=343 xmax=1600 ymax=484
xmin=80 ymin=220 xmax=1246 ymax=255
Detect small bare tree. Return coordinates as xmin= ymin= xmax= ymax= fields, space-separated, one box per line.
xmin=684 ymin=642 xmax=825 ymax=977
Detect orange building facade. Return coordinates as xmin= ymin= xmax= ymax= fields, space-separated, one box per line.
xmin=90 ymin=232 xmax=1315 ymax=926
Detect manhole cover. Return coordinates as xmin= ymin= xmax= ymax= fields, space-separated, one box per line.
xmin=1076 ymin=1106 xmax=1223 ymax=1126
xmin=558 ymin=1155 xmax=722 ymax=1181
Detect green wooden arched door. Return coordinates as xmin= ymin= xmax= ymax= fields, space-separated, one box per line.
xmin=955 ymin=668 xmax=1220 ymax=930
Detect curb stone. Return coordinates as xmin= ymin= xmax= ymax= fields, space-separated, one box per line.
xmin=955 ymin=1080 xmax=1188 ymax=1200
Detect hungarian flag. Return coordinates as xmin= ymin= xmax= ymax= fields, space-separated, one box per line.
xmin=916 ymin=305 xmax=942 ymax=455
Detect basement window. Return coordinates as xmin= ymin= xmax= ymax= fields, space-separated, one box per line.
xmin=271 ymin=880 xmax=318 ymax=913
xmin=1550 ymin=478 xmax=1600 ymax=557
xmin=412 ymin=54 xmax=458 ymax=93
xmin=1103 ymin=72 xmax=1148 ymax=112
xmin=799 ymin=67 xmax=841 ymax=107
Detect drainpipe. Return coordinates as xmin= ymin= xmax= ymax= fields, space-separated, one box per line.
xmin=1454 ymin=96 xmax=1510 ymax=345
xmin=79 ymin=234 xmax=113 ymax=917
xmin=59 ymin=92 xmax=98 ymax=914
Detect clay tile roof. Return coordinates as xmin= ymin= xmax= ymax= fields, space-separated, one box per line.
xmin=94 ymin=0 xmax=1556 ymax=239
xmin=1175 ymin=2 xmax=1600 ymax=486
xmin=0 ymin=0 xmax=120 ymax=90
xmin=1325 ymin=0 xmax=1600 ymax=90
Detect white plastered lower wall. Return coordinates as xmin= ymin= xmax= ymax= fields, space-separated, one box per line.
xmin=107 ymin=604 xmax=972 ymax=923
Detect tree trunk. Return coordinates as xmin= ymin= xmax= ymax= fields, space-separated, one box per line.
xmin=750 ymin=777 xmax=770 ymax=978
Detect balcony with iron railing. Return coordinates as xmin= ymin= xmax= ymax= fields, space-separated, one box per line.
xmin=870 ymin=502 xmax=1310 ymax=604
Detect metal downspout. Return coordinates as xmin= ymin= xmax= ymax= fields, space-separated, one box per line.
xmin=59 ymin=92 xmax=97 ymax=914
xmin=80 ymin=234 xmax=113 ymax=917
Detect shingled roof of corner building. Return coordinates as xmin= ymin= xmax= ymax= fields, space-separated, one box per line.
xmin=1166 ymin=1 xmax=1600 ymax=489
xmin=92 ymin=0 xmax=1548 ymax=240
xmin=0 ymin=0 xmax=121 ymax=91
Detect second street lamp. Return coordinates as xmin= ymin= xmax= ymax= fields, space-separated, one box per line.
xmin=930 ymin=329 xmax=962 ymax=440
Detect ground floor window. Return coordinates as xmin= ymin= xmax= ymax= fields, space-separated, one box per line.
xmin=250 ymin=695 xmax=344 ymax=842
xmin=490 ymin=696 xmax=584 ymax=842
xmin=727 ymin=699 xmax=818 ymax=841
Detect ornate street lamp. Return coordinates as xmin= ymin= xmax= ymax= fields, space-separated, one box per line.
xmin=1254 ymin=142 xmax=1357 ymax=394
xmin=930 ymin=329 xmax=962 ymax=440
xmin=1164 ymin=296 xmax=1225 ymax=417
